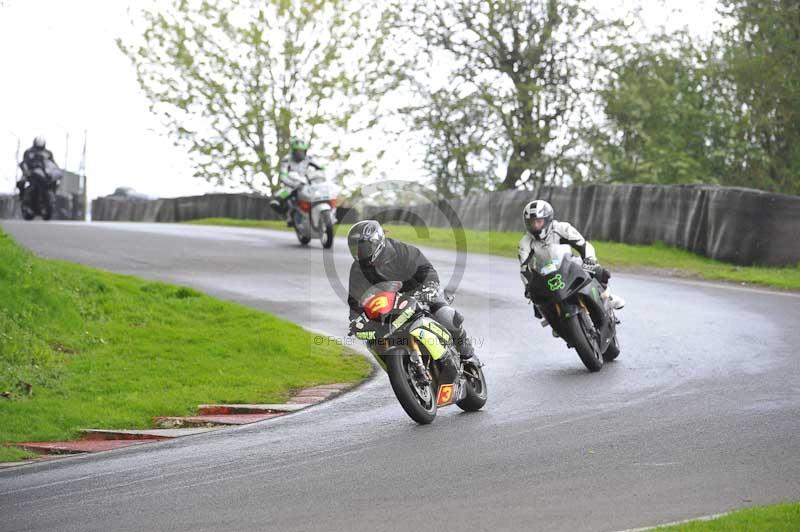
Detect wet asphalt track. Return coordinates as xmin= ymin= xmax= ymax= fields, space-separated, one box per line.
xmin=1 ymin=220 xmax=799 ymax=532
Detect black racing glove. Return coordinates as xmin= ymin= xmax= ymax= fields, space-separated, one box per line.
xmin=419 ymin=281 xmax=440 ymax=302
xmin=348 ymin=314 xmax=366 ymax=336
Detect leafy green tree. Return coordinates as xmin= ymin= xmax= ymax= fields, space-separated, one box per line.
xmin=717 ymin=0 xmax=800 ymax=194
xmin=118 ymin=0 xmax=382 ymax=194
xmin=588 ymin=35 xmax=730 ymax=186
xmin=382 ymin=0 xmax=623 ymax=196
xmin=594 ymin=2 xmax=800 ymax=195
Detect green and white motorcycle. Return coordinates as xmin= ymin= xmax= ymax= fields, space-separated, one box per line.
xmin=284 ymin=170 xmax=337 ymax=249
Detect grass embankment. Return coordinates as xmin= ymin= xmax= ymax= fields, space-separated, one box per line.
xmin=654 ymin=501 xmax=800 ymax=531
xmin=186 ymin=218 xmax=800 ymax=291
xmin=0 ymin=229 xmax=370 ymax=463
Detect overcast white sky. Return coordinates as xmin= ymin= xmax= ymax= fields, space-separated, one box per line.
xmin=0 ymin=0 xmax=720 ymax=200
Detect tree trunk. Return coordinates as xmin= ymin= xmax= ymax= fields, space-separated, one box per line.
xmin=502 ymin=152 xmax=526 ymax=190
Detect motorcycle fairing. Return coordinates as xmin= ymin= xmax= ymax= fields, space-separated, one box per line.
xmin=407 ymin=316 xmax=451 ymax=361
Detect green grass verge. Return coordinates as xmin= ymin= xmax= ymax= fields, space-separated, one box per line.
xmin=0 ymin=228 xmax=370 ymax=462
xmin=654 ymin=501 xmax=800 ymax=531
xmin=185 ymin=218 xmax=800 ymax=291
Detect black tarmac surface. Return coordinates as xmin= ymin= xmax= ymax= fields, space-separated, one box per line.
xmin=1 ymin=221 xmax=799 ymax=532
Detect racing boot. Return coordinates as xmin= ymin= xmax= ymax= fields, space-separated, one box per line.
xmin=452 ymin=329 xmax=484 ymax=366
xmin=602 ymin=288 xmax=626 ymax=310
xmin=455 ymin=333 xmax=475 ymax=360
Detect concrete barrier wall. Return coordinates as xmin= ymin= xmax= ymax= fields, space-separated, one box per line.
xmin=0 ymin=195 xmax=20 ymax=219
xmin=91 ymin=193 xmax=281 ymax=223
xmin=88 ymin=186 xmax=800 ymax=267
xmin=361 ymin=184 xmax=800 ymax=267
xmin=0 ymin=193 xmax=83 ymax=221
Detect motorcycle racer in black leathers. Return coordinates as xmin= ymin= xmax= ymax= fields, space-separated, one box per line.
xmin=347 ymin=220 xmax=476 ymax=360
xmin=17 ymin=136 xmax=56 ymax=199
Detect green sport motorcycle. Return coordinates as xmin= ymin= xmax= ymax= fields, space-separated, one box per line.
xmin=350 ymin=281 xmax=487 ymax=424
xmin=524 ymin=243 xmax=621 ymax=372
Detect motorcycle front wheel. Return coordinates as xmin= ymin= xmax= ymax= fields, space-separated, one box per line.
xmin=21 ymin=190 xmax=35 ymax=220
xmin=386 ymin=350 xmax=437 ymax=424
xmin=41 ymin=191 xmax=54 ymax=221
xmin=320 ymin=211 xmax=334 ymax=249
xmin=562 ymin=312 xmax=603 ymax=372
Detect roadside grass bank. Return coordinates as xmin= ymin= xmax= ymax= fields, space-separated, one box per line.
xmin=653 ymin=501 xmax=800 ymax=531
xmin=185 ymin=218 xmax=800 ymax=291
xmin=0 ymin=228 xmax=370 ymax=462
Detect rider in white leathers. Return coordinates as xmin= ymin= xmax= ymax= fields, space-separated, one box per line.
xmin=518 ymin=200 xmax=625 ymax=330
xmin=270 ymin=137 xmax=324 ymax=225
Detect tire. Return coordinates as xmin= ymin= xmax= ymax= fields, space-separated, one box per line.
xmin=40 ymin=191 xmax=55 ymax=221
xmin=386 ymin=350 xmax=437 ymax=424
xmin=456 ymin=360 xmax=487 ymax=412
xmin=603 ymin=333 xmax=621 ymax=361
xmin=294 ymin=225 xmax=311 ymax=245
xmin=320 ymin=211 xmax=334 ymax=249
xmin=561 ymin=312 xmax=603 ymax=372
xmin=21 ymin=190 xmax=35 ymax=220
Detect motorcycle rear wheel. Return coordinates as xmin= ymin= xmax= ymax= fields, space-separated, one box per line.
xmin=456 ymin=360 xmax=487 ymax=412
xmin=603 ymin=333 xmax=621 ymax=361
xmin=386 ymin=350 xmax=437 ymax=424
xmin=294 ymin=225 xmax=311 ymax=245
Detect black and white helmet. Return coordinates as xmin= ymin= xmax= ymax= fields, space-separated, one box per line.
xmin=522 ymin=200 xmax=554 ymax=240
xmin=33 ymin=136 xmax=46 ymax=149
xmin=347 ymin=220 xmax=386 ymax=264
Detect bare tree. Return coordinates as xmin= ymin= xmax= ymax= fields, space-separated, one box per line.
xmin=383 ymin=0 xmax=621 ymax=194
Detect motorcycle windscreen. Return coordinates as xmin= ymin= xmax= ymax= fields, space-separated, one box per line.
xmin=306 ymin=182 xmax=336 ymax=201
xmin=358 ymin=281 xmax=403 ymax=308
xmin=531 ymin=243 xmax=575 ymax=275
xmin=43 ymin=159 xmax=63 ymax=179
xmin=363 ymin=291 xmax=396 ymax=319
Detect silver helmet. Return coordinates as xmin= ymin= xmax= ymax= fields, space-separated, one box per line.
xmin=522 ymin=200 xmax=554 ymax=240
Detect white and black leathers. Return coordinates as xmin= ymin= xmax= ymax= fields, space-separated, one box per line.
xmin=518 ymin=220 xmax=596 ymax=289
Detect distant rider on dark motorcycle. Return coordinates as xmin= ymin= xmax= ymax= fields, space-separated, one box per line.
xmin=270 ymin=137 xmax=324 ymax=226
xmin=347 ymin=220 xmax=477 ymax=360
xmin=519 ymin=200 xmax=625 ymax=328
xmin=17 ymin=136 xmax=57 ymax=199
